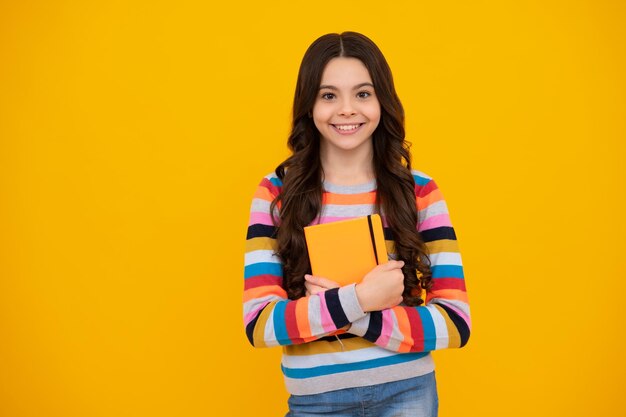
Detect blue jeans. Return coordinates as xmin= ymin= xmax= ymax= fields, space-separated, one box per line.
xmin=286 ymin=372 xmax=438 ymax=417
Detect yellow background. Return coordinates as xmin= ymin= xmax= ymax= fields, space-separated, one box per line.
xmin=1 ymin=1 xmax=624 ymax=416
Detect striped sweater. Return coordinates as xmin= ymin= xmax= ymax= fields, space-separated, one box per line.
xmin=243 ymin=170 xmax=470 ymax=395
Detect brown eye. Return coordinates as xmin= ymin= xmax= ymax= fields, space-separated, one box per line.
xmin=321 ymin=93 xmax=335 ymax=100
xmin=357 ymin=91 xmax=371 ymax=99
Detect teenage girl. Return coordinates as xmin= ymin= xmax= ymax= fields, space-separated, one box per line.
xmin=243 ymin=32 xmax=470 ymax=417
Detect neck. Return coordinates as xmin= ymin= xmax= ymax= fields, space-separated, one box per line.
xmin=320 ymin=142 xmax=375 ymax=186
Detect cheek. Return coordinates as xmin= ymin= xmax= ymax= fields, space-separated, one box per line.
xmin=366 ymin=105 xmax=382 ymax=125
xmin=311 ymin=116 xmax=326 ymax=134
xmin=312 ymin=106 xmax=332 ymax=127
xmin=359 ymin=97 xmax=380 ymax=119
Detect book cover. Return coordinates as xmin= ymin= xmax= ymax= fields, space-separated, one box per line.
xmin=304 ymin=214 xmax=388 ymax=286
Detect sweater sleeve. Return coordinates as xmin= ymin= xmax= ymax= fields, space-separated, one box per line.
xmin=243 ymin=176 xmax=367 ymax=348
xmin=347 ymin=177 xmax=471 ymax=352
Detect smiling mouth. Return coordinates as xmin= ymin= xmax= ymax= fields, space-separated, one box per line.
xmin=332 ymin=123 xmax=364 ymax=132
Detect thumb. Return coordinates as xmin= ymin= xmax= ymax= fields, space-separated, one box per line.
xmin=379 ymin=260 xmax=405 ymax=271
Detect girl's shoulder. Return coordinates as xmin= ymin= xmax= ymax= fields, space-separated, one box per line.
xmin=261 ymin=171 xmax=282 ymax=184
xmin=410 ymin=169 xmax=434 ymax=187
xmin=256 ymin=171 xmax=283 ymax=197
xmin=410 ymin=169 xmax=444 ymax=203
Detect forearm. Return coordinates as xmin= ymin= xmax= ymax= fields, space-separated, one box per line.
xmin=244 ymin=283 xmax=366 ymax=347
xmin=347 ymin=298 xmax=470 ymax=352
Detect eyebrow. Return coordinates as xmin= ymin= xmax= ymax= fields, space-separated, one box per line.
xmin=318 ymin=82 xmax=374 ymax=91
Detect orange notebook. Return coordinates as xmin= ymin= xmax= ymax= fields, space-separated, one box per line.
xmin=304 ymin=214 xmax=388 ymax=286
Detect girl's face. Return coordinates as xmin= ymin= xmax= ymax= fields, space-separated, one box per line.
xmin=312 ymin=57 xmax=381 ymax=156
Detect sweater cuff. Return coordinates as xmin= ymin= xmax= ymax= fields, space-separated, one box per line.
xmin=347 ymin=313 xmax=371 ymax=337
xmin=337 ymin=284 xmax=366 ymax=323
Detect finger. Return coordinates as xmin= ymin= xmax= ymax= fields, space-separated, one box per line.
xmin=309 ymin=284 xmax=326 ymax=295
xmin=379 ymin=260 xmax=405 ymax=271
xmin=305 ymin=281 xmax=327 ymax=295
xmin=304 ymin=281 xmax=318 ymax=293
xmin=305 ymin=274 xmax=340 ymax=289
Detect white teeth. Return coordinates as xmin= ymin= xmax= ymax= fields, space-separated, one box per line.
xmin=335 ymin=124 xmax=360 ymax=131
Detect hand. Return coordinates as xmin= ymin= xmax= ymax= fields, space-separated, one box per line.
xmin=304 ymin=274 xmax=340 ymax=296
xmin=355 ymin=260 xmax=405 ymax=312
xmin=304 ymin=275 xmax=351 ymax=331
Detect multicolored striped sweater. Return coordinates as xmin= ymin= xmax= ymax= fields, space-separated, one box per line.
xmin=243 ymin=170 xmax=470 ymax=395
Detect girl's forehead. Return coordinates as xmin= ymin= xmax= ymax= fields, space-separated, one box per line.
xmin=320 ymin=57 xmax=373 ymax=86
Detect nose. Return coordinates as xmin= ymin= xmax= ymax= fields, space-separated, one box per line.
xmin=338 ymin=98 xmax=357 ymax=116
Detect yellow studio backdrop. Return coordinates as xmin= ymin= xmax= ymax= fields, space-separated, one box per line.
xmin=1 ymin=0 xmax=624 ymax=416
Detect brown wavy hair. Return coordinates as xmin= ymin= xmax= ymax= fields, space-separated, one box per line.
xmin=270 ymin=32 xmax=432 ymax=306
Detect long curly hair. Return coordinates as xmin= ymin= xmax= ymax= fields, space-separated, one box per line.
xmin=270 ymin=32 xmax=432 ymax=306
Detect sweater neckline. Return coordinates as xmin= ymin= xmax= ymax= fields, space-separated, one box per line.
xmin=322 ymin=178 xmax=377 ymax=194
